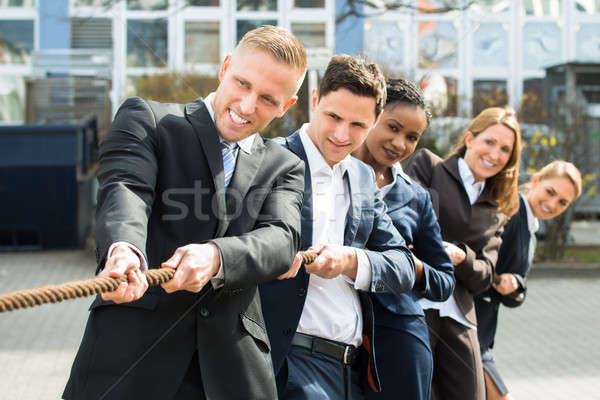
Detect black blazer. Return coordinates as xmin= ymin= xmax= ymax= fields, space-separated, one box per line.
xmin=260 ymin=131 xmax=416 ymax=394
xmin=405 ymin=149 xmax=506 ymax=326
xmin=63 ymin=97 xmax=305 ymax=399
xmin=475 ymin=195 xmax=531 ymax=350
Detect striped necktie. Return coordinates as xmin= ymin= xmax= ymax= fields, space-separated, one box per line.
xmin=221 ymin=141 xmax=238 ymax=188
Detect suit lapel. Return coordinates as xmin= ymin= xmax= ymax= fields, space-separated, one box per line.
xmin=185 ymin=99 xmax=227 ymax=235
xmin=217 ymin=136 xmax=265 ymax=237
xmin=344 ymin=160 xmax=362 ymax=246
xmin=286 ymin=131 xmax=313 ymax=250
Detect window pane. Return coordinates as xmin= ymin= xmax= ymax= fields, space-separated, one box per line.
xmin=294 ymin=0 xmax=324 ymax=8
xmin=364 ymin=20 xmax=404 ymax=75
xmin=127 ymin=19 xmax=168 ymax=67
xmin=523 ymin=0 xmax=561 ymax=17
xmin=127 ymin=0 xmax=168 ymax=10
xmin=520 ymin=78 xmax=545 ymax=123
xmin=576 ymin=0 xmax=600 ymax=14
xmin=472 ymin=23 xmax=508 ymax=68
xmin=472 ymin=79 xmax=508 ymax=116
xmin=576 ymin=24 xmax=600 ymax=62
xmin=0 ymin=0 xmax=34 ymax=6
xmin=522 ymin=22 xmax=562 ymax=70
xmin=469 ymin=0 xmax=510 ymax=13
xmin=420 ymin=74 xmax=458 ymax=117
xmin=185 ymin=21 xmax=220 ymax=64
xmin=417 ymin=0 xmax=460 ymax=14
xmin=418 ymin=21 xmax=458 ymax=69
xmin=291 ymin=23 xmax=325 ymax=48
xmin=236 ymin=0 xmax=276 ymax=11
xmin=188 ymin=0 xmax=220 ymax=5
xmin=71 ymin=18 xmax=113 ymax=49
xmin=72 ymin=0 xmax=108 ymax=5
xmin=236 ymin=20 xmax=277 ymax=43
xmin=0 ymin=76 xmax=24 ymax=122
xmin=0 ymin=20 xmax=34 ymax=65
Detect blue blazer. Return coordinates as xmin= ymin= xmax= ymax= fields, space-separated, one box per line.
xmin=260 ymin=131 xmax=417 ymax=392
xmin=373 ymin=168 xmax=455 ymax=328
xmin=475 ymin=195 xmax=530 ymax=350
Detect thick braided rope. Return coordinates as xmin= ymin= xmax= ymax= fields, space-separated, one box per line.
xmin=0 ymin=252 xmax=319 ymax=313
xmin=299 ymin=250 xmax=317 ymax=265
xmin=0 ymin=268 xmax=175 ymax=313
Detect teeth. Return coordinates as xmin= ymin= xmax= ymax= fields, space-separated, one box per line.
xmin=482 ymin=159 xmax=495 ymax=167
xmin=229 ymin=109 xmax=249 ymax=124
xmin=385 ymin=149 xmax=400 ymax=157
xmin=541 ymin=204 xmax=551 ymax=213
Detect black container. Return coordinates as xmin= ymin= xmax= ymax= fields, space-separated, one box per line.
xmin=0 ymin=116 xmax=98 ymax=250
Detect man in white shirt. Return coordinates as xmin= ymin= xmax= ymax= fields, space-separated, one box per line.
xmin=260 ymin=55 xmax=416 ymax=400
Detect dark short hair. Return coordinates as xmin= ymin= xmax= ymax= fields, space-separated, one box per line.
xmin=386 ymin=78 xmax=432 ymax=126
xmin=318 ymin=54 xmax=387 ymax=118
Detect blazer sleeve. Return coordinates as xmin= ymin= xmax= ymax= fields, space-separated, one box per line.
xmin=94 ymin=97 xmax=159 ymax=272
xmin=412 ymin=190 xmax=456 ymax=301
xmin=211 ymin=157 xmax=305 ymax=290
xmin=495 ymin=210 xmax=531 ymax=307
xmin=455 ymin=212 xmax=506 ymax=295
xmin=363 ymin=176 xmax=417 ymax=295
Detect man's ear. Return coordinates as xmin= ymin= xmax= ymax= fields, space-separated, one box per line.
xmin=310 ymin=88 xmax=319 ymax=113
xmin=278 ymin=96 xmax=298 ymax=117
xmin=218 ymin=54 xmax=232 ymax=82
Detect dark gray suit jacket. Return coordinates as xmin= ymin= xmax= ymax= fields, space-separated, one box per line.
xmin=63 ymin=97 xmax=305 ymax=399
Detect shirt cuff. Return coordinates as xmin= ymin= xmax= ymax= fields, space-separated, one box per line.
xmin=210 ymin=249 xmax=225 ymax=289
xmin=353 ymin=249 xmax=372 ymax=291
xmin=108 ymin=241 xmax=148 ymax=271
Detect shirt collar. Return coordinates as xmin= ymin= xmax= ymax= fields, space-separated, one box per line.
xmin=521 ymin=194 xmax=540 ymax=234
xmin=457 ymin=157 xmax=485 ymax=198
xmin=392 ymin=162 xmax=412 ymax=185
xmin=299 ymin=123 xmax=349 ymax=177
xmin=204 ymin=92 xmax=256 ymax=154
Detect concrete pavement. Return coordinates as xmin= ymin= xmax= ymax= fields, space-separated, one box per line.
xmin=0 ymin=249 xmax=599 ymax=399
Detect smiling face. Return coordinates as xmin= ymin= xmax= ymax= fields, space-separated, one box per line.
xmin=463 ymin=124 xmax=515 ymax=182
xmin=363 ymin=103 xmax=428 ymax=168
xmin=526 ymin=175 xmax=577 ymax=219
xmin=212 ymin=48 xmax=301 ymax=142
xmin=307 ymin=88 xmax=378 ymax=167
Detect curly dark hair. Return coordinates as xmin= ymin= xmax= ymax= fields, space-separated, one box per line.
xmin=385 ymin=78 xmax=432 ymax=126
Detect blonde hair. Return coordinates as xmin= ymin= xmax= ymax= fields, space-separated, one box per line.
xmin=448 ymin=106 xmax=522 ymax=216
xmin=236 ymin=25 xmax=307 ymax=74
xmin=534 ymin=160 xmax=583 ymax=199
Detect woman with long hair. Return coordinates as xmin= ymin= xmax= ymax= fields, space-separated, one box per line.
xmin=405 ymin=106 xmax=522 ymax=400
xmin=352 ymin=78 xmax=455 ymax=400
xmin=475 ymin=161 xmax=582 ymax=400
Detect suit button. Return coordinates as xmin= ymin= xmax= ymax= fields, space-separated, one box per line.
xmin=298 ymin=288 xmax=306 ymax=297
xmin=375 ymin=282 xmax=384 ymax=291
xmin=199 ymin=307 xmax=210 ymax=318
xmin=284 ymin=328 xmax=293 ymax=336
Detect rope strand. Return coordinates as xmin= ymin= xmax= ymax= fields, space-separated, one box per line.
xmin=0 ymin=251 xmax=319 ymax=313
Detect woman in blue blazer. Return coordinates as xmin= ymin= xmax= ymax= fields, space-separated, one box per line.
xmin=353 ymin=78 xmax=456 ymax=400
xmin=475 ymin=160 xmax=582 ymax=400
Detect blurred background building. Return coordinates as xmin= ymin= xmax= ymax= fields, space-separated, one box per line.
xmin=1 ymin=0 xmax=599 ymax=255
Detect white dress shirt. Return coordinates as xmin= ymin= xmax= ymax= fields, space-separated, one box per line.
xmin=521 ymin=194 xmax=540 ymax=266
xmin=296 ymin=124 xmax=372 ymax=346
xmin=109 ymin=92 xmax=256 ymax=289
xmin=419 ymin=157 xmax=485 ymax=330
